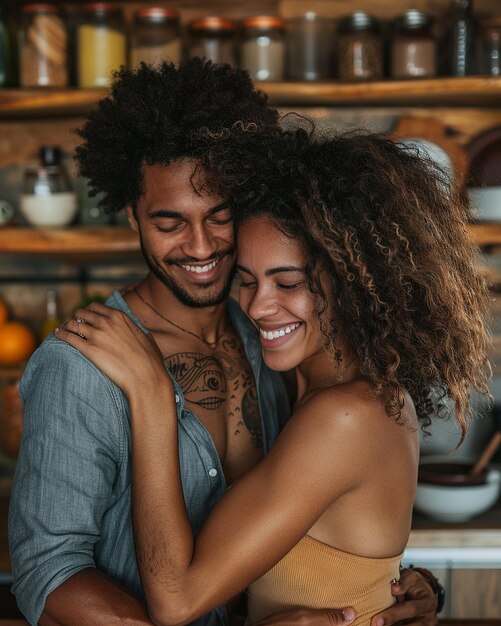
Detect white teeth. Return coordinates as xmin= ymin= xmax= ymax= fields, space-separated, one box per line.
xmin=181 ymin=260 xmax=218 ymax=274
xmin=259 ymin=323 xmax=300 ymax=341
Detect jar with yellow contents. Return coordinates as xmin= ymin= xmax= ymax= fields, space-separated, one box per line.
xmin=77 ymin=3 xmax=126 ymax=88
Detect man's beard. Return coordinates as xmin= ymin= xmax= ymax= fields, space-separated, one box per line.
xmin=141 ymin=242 xmax=236 ymax=309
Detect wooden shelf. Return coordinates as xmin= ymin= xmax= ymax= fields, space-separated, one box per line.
xmin=2 ymin=77 xmax=501 ymax=118
xmin=0 ymin=224 xmax=499 ymax=261
xmin=0 ymin=226 xmax=140 ymax=263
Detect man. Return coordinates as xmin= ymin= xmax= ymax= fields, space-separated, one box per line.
xmin=9 ymin=59 xmax=440 ymax=626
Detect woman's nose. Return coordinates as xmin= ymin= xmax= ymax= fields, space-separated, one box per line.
xmin=247 ymin=286 xmax=279 ymax=321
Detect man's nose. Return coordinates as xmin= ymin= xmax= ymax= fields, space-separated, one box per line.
xmin=182 ymin=224 xmax=217 ymax=260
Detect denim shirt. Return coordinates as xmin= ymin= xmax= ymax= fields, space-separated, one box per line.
xmin=9 ymin=290 xmax=290 ymax=626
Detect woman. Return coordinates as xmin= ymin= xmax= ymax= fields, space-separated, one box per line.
xmin=56 ymin=129 xmax=490 ymax=625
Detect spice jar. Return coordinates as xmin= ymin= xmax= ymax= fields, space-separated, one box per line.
xmin=337 ymin=12 xmax=383 ymax=81
xmin=480 ymin=17 xmax=501 ymax=76
xmin=131 ymin=6 xmax=181 ymax=68
xmin=241 ymin=16 xmax=285 ymax=82
xmin=0 ymin=6 xmax=9 ymax=86
xmin=391 ymin=10 xmax=437 ymax=78
xmin=77 ymin=3 xmax=126 ymax=88
xmin=187 ymin=17 xmax=237 ymax=66
xmin=286 ymin=12 xmax=335 ymax=81
xmin=20 ymin=3 xmax=68 ymax=87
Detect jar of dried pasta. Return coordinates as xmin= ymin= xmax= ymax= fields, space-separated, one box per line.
xmin=77 ymin=3 xmax=126 ymax=88
xmin=131 ymin=6 xmax=181 ymax=68
xmin=337 ymin=12 xmax=383 ymax=81
xmin=20 ymin=3 xmax=68 ymax=87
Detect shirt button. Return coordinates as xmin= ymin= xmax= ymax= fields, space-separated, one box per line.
xmin=175 ymin=394 xmax=180 ymax=403
xmin=208 ymin=468 xmax=218 ymax=477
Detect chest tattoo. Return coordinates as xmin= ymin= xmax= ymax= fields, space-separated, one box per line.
xmin=163 ymin=336 xmax=263 ymax=449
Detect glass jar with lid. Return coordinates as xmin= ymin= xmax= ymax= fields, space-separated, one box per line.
xmin=241 ymin=16 xmax=285 ymax=82
xmin=131 ymin=6 xmax=181 ymax=68
xmin=391 ymin=10 xmax=437 ymax=78
xmin=479 ymin=17 xmax=501 ymax=76
xmin=187 ymin=17 xmax=237 ymax=66
xmin=20 ymin=3 xmax=68 ymax=87
xmin=77 ymin=3 xmax=126 ymax=88
xmin=286 ymin=12 xmax=335 ymax=81
xmin=337 ymin=12 xmax=383 ymax=81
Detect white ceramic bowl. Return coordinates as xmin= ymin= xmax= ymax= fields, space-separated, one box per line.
xmin=414 ymin=457 xmax=501 ymax=523
xmin=468 ymin=186 xmax=501 ymax=223
xmin=20 ymin=192 xmax=78 ymax=228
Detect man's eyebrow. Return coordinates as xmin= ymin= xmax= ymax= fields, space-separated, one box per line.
xmin=236 ymin=264 xmax=305 ymax=276
xmin=148 ymin=200 xmax=231 ymax=220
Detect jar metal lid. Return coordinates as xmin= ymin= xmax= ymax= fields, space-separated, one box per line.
xmin=188 ymin=16 xmax=236 ymax=33
xmin=287 ymin=12 xmax=333 ymax=23
xmin=82 ymin=3 xmax=123 ymax=15
xmin=22 ymin=3 xmax=61 ymax=14
xmin=242 ymin=15 xmax=285 ymax=31
xmin=394 ymin=10 xmax=433 ymax=29
xmin=338 ymin=12 xmax=380 ymax=33
xmin=134 ymin=6 xmax=179 ymax=24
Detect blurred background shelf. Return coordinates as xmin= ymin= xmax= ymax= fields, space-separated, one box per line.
xmin=2 ymin=78 xmax=501 ymax=118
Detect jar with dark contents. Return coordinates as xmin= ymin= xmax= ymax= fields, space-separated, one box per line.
xmin=20 ymin=3 xmax=68 ymax=87
xmin=187 ymin=16 xmax=237 ymax=66
xmin=479 ymin=17 xmax=501 ymax=76
xmin=337 ymin=12 xmax=383 ymax=81
xmin=241 ymin=16 xmax=285 ymax=81
xmin=391 ymin=10 xmax=437 ymax=78
xmin=285 ymin=12 xmax=335 ymax=80
xmin=131 ymin=6 xmax=181 ymax=68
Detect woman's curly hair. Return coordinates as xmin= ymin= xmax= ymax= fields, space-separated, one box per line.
xmin=201 ymin=125 xmax=492 ymax=442
xmin=74 ymin=58 xmax=278 ymax=214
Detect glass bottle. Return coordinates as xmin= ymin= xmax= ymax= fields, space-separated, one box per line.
xmin=391 ymin=10 xmax=437 ymax=78
xmin=20 ymin=146 xmax=78 ymax=228
xmin=20 ymin=3 xmax=68 ymax=87
xmin=187 ymin=17 xmax=237 ymax=66
xmin=285 ymin=12 xmax=335 ymax=81
xmin=131 ymin=7 xmax=181 ymax=68
xmin=479 ymin=17 xmax=501 ymax=76
xmin=0 ymin=6 xmax=9 ymax=86
xmin=40 ymin=289 xmax=62 ymax=339
xmin=450 ymin=0 xmax=475 ymax=76
xmin=337 ymin=12 xmax=383 ymax=81
xmin=77 ymin=3 xmax=126 ymax=88
xmin=241 ymin=16 xmax=285 ymax=82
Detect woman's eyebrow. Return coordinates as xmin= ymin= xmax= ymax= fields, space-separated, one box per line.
xmin=235 ymin=264 xmax=305 ymax=276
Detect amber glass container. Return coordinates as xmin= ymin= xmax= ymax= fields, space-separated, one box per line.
xmin=337 ymin=12 xmax=383 ymax=81
xmin=391 ymin=10 xmax=437 ymax=79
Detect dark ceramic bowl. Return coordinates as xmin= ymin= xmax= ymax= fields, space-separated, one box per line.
xmin=418 ymin=461 xmax=487 ymax=487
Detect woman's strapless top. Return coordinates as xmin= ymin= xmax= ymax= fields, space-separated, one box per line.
xmin=246 ymin=535 xmax=403 ymax=626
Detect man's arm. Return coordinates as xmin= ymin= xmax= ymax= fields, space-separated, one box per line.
xmin=39 ymin=569 xmax=153 ymax=626
xmin=370 ymin=567 xmax=439 ymax=626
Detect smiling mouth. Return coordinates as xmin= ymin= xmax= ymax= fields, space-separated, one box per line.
xmin=259 ymin=322 xmax=302 ymax=341
xmin=180 ymin=259 xmax=219 ymax=275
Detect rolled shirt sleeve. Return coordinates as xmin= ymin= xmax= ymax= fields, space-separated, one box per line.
xmin=8 ymin=338 xmax=126 ymax=625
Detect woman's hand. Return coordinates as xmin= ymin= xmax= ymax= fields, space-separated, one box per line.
xmin=55 ymin=302 xmax=170 ymax=399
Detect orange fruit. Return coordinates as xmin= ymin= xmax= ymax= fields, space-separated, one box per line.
xmin=0 ymin=321 xmax=37 ymax=366
xmin=0 ymin=299 xmax=8 ymax=327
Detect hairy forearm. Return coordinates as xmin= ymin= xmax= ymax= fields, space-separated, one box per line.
xmin=41 ymin=568 xmax=154 ymax=626
xmin=129 ymin=387 xmax=199 ymax=625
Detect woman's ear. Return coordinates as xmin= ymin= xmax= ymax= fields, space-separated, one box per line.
xmin=126 ymin=206 xmax=139 ymax=232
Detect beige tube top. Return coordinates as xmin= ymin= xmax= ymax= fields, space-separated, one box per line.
xmin=246 ymin=535 xmax=403 ymax=626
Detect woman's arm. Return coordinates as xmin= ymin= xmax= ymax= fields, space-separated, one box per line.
xmin=56 ymin=304 xmax=363 ymax=626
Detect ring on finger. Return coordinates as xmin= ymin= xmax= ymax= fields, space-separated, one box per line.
xmin=74 ymin=317 xmax=87 ymax=340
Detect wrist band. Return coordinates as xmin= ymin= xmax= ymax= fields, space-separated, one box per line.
xmin=410 ymin=566 xmax=446 ymax=614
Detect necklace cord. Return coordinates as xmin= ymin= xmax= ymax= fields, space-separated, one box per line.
xmin=133 ymin=287 xmax=226 ymax=347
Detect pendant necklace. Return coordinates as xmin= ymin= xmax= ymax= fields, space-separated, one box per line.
xmin=133 ymin=287 xmax=226 ymax=348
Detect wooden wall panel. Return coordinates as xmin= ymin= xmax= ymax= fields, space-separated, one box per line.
xmin=451 ymin=569 xmax=501 ymax=618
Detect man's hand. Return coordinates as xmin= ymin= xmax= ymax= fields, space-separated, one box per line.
xmin=371 ymin=567 xmax=438 ymax=626
xmin=253 ymin=606 xmax=356 ymax=625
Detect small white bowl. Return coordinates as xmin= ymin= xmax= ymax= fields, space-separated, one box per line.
xmin=414 ymin=459 xmax=501 ymax=523
xmin=20 ymin=192 xmax=78 ymax=228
